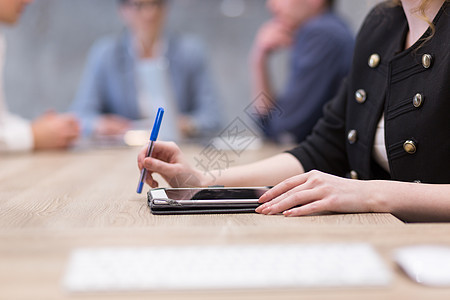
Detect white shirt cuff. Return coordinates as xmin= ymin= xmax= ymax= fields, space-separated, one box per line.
xmin=0 ymin=113 xmax=34 ymax=152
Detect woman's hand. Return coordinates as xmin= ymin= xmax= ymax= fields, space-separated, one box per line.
xmin=137 ymin=141 xmax=206 ymax=188
xmin=256 ymin=170 xmax=379 ymax=217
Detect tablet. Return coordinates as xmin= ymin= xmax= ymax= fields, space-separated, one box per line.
xmin=147 ymin=187 xmax=270 ymax=214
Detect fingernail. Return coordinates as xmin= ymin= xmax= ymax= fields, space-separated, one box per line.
xmin=261 ymin=207 xmax=270 ymax=214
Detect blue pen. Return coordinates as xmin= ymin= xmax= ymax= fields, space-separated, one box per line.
xmin=137 ymin=107 xmax=164 ymax=194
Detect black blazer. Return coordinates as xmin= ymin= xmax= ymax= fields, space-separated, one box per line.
xmin=288 ymin=1 xmax=450 ymax=184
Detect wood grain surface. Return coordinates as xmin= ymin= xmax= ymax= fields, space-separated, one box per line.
xmin=0 ymin=144 xmax=449 ymax=299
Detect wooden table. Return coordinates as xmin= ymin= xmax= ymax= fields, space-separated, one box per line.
xmin=1 ymin=144 xmax=449 ymax=299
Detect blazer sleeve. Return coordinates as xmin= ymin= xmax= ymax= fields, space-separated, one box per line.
xmin=286 ymin=78 xmax=350 ymax=177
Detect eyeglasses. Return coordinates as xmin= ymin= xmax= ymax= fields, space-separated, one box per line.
xmin=125 ymin=0 xmax=165 ymax=11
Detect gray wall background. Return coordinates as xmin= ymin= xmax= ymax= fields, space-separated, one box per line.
xmin=3 ymin=0 xmax=382 ymax=124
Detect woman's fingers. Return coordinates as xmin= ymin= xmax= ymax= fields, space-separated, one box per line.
xmin=259 ymin=188 xmax=322 ymax=215
xmin=151 ymin=141 xmax=180 ymax=162
xmin=138 ymin=141 xmax=180 ymax=166
xmin=144 ymin=172 xmax=159 ymax=188
xmin=256 ymin=170 xmax=347 ymax=216
xmin=143 ymin=157 xmax=178 ymax=177
xmin=256 ymin=183 xmax=309 ymax=213
xmin=137 ymin=144 xmax=150 ymax=170
xmin=259 ymin=173 xmax=309 ymax=204
xmin=283 ymin=200 xmax=331 ymax=217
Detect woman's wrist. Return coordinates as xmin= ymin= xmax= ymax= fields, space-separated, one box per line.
xmin=196 ymin=169 xmax=215 ymax=187
xmin=362 ymin=180 xmax=392 ymax=214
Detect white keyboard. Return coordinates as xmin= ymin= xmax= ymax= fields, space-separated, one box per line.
xmin=63 ymin=243 xmax=391 ymax=292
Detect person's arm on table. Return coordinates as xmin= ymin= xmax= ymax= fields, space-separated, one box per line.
xmin=257 ymin=171 xmax=450 ymax=222
xmin=0 ymin=111 xmax=79 ymax=152
xmin=137 ymin=142 xmax=450 ymax=222
xmin=137 ymin=141 xmax=304 ymax=188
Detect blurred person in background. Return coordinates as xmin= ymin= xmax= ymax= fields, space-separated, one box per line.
xmin=71 ymin=0 xmax=222 ymax=141
xmin=0 ymin=0 xmax=80 ymax=152
xmin=250 ymin=0 xmax=354 ymax=144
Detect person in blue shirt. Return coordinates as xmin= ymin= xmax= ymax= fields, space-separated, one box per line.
xmin=250 ymin=0 xmax=354 ymax=144
xmin=71 ymin=0 xmax=222 ymax=141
